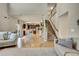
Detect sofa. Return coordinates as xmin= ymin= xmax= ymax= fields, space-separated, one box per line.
xmin=0 ymin=32 xmax=17 ymax=48
xmin=54 ymin=38 xmax=79 ymax=56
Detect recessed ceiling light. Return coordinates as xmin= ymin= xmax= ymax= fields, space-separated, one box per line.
xmin=71 ymin=29 xmax=75 ymax=32
xmin=50 ymin=7 xmax=53 ymax=10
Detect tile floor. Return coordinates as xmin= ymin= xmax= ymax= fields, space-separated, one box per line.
xmin=22 ymin=31 xmax=54 ymax=48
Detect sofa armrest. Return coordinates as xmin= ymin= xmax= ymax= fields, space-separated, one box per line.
xmin=54 ymin=39 xmax=58 ymax=45
xmin=65 ymin=52 xmax=79 ymax=56
xmin=55 ymin=43 xmax=79 ymax=56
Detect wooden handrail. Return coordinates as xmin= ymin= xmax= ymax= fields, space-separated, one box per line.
xmin=48 ymin=3 xmax=58 ymax=32
xmin=46 ymin=20 xmax=58 ymax=39
xmin=49 ymin=19 xmax=58 ymax=32
xmin=48 ymin=4 xmax=57 ymax=19
xmin=51 ymin=4 xmax=57 ymax=13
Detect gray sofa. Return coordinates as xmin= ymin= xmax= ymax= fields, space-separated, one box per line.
xmin=0 ymin=32 xmax=17 ymax=48
xmin=54 ymin=38 xmax=79 ymax=56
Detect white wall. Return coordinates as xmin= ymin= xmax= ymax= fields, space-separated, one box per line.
xmin=0 ymin=3 xmax=8 ymax=31
xmin=68 ymin=4 xmax=79 ymax=38
xmin=56 ymin=3 xmax=79 ymax=39
xmin=8 ymin=17 xmax=17 ymax=32
xmin=0 ymin=3 xmax=8 ymax=17
xmin=0 ymin=4 xmax=18 ymax=32
xmin=0 ymin=16 xmax=18 ymax=32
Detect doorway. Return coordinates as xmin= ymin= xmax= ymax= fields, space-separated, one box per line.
xmin=22 ymin=24 xmax=26 ymax=36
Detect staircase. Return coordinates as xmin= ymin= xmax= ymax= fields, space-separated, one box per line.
xmin=45 ymin=20 xmax=58 ymax=41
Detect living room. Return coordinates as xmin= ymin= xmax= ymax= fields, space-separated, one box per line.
xmin=0 ymin=3 xmax=79 ymax=56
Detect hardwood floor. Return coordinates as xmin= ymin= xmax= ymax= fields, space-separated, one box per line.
xmin=22 ymin=31 xmax=54 ymax=48
xmin=0 ymin=31 xmax=54 ymax=50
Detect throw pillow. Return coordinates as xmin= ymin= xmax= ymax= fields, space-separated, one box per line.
xmin=9 ymin=33 xmax=16 ymax=40
xmin=0 ymin=32 xmax=6 ymax=40
xmin=57 ymin=38 xmax=73 ymax=48
xmin=3 ymin=32 xmax=8 ymax=40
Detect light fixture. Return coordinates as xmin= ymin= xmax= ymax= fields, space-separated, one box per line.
xmin=4 ymin=17 xmax=8 ymax=18
xmin=50 ymin=7 xmax=53 ymax=10
xmin=71 ymin=29 xmax=75 ymax=32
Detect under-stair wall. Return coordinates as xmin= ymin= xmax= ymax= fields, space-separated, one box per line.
xmin=45 ymin=20 xmax=58 ymax=40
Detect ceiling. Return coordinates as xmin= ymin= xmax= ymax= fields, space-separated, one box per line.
xmin=8 ymin=3 xmax=48 ymax=23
